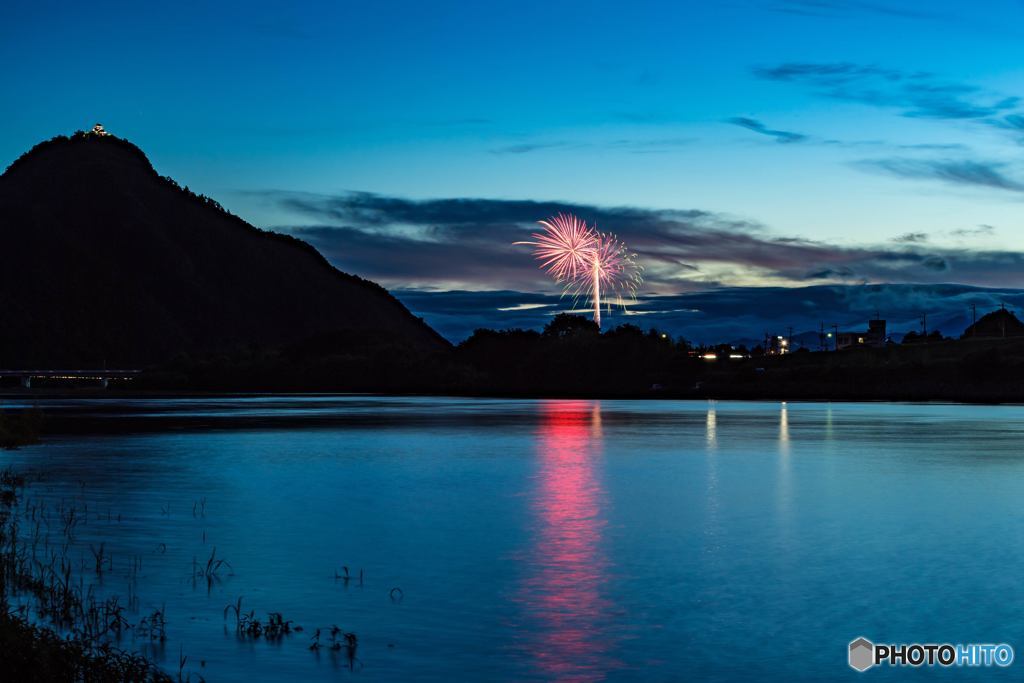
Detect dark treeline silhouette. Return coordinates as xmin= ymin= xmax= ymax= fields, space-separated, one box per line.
xmin=82 ymin=310 xmax=1024 ymax=402
xmin=6 ymin=307 xmax=1024 ymax=400
xmin=454 ymin=314 xmax=696 ymax=394
xmin=900 ymin=330 xmax=947 ymax=344
xmin=115 ymin=314 xmax=700 ymax=394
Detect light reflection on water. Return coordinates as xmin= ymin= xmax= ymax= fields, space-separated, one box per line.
xmin=2 ymin=397 xmax=1024 ymax=681
xmin=514 ymin=402 xmax=619 ymax=681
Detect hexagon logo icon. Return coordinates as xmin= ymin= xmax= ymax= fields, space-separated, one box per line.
xmin=849 ymin=637 xmax=875 ymax=672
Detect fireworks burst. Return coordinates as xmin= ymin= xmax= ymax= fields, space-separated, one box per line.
xmin=516 ymin=213 xmax=643 ymax=328
xmin=516 ymin=213 xmax=596 ymax=283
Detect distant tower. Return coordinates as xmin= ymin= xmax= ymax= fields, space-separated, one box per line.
xmin=90 ymin=123 xmax=110 ymax=136
xmin=867 ymin=317 xmax=886 ymax=346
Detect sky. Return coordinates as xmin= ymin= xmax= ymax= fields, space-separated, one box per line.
xmin=3 ymin=1 xmax=1024 ymax=340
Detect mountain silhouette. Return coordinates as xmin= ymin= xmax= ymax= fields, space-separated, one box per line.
xmin=0 ymin=131 xmax=447 ymax=368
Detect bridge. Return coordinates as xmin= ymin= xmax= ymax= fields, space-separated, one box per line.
xmin=0 ymin=369 xmax=141 ymax=388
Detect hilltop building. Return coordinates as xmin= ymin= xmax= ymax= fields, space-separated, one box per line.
xmin=90 ymin=123 xmax=110 ymax=136
xmin=836 ymin=318 xmax=886 ymax=350
xmin=961 ymin=308 xmax=1024 ymax=339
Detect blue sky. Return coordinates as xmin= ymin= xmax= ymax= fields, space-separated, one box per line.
xmin=4 ymin=1 xmax=1024 ymax=337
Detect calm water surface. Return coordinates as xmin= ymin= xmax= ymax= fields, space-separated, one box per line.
xmin=2 ymin=397 xmax=1023 ymax=681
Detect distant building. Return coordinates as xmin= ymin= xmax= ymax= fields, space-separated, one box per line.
xmin=764 ymin=334 xmax=790 ymax=355
xmin=961 ymin=307 xmax=1024 ymax=339
xmin=836 ymin=318 xmax=886 ymax=350
xmin=90 ymin=123 xmax=110 ymax=136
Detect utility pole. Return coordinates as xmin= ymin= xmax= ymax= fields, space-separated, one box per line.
xmin=921 ymin=313 xmax=927 ymax=342
xmin=819 ymin=321 xmax=825 ymax=352
xmin=832 ymin=323 xmax=839 ymax=351
xmin=787 ymin=326 xmax=793 ymax=352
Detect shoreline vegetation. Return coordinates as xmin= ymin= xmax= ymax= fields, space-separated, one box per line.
xmin=0 ymin=469 xmax=174 ymax=682
xmin=0 ymin=612 xmax=171 ymax=683
xmin=0 ymin=454 xmax=363 ymax=681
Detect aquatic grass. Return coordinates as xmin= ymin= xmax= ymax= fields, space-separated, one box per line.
xmin=174 ymin=643 xmax=207 ymax=683
xmin=0 ymin=467 xmax=174 ymax=681
xmin=233 ymin=607 xmax=302 ymax=640
xmin=327 ymin=625 xmax=361 ymax=670
xmin=59 ymin=502 xmax=82 ymax=538
xmin=237 ymin=610 xmax=263 ymax=637
xmin=192 ymin=547 xmax=232 ymax=592
xmin=0 ymin=467 xmax=27 ymax=488
xmin=193 ymin=547 xmax=231 ymax=579
xmin=265 ymin=612 xmax=297 ymax=639
xmin=137 ymin=605 xmax=167 ymax=642
xmin=335 ymin=565 xmax=364 ymax=587
xmin=90 ymin=541 xmax=109 ymax=574
xmin=2 ymin=468 xmax=374 ymax=677
xmin=223 ymin=595 xmax=244 ymax=626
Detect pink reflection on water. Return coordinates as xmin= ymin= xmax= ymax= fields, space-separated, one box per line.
xmin=515 ymin=400 xmax=619 ymax=681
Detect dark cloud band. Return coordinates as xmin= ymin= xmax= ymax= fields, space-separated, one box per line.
xmin=253 ymin=190 xmax=1024 ymax=294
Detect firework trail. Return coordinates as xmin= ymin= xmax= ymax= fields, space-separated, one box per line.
xmin=516 ymin=213 xmax=643 ymax=327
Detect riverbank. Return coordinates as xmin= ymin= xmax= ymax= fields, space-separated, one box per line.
xmin=0 ymin=611 xmax=172 ymax=682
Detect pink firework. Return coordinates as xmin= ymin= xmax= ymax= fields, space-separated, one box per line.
xmin=515 ymin=213 xmax=597 ymax=284
xmin=517 ymin=214 xmax=643 ymax=328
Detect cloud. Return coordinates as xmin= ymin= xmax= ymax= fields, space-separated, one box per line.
xmin=489 ymin=142 xmax=572 ymax=155
xmin=856 ymin=158 xmax=1024 ymax=192
xmin=489 ymin=137 xmax=693 ymax=155
xmin=606 ymin=137 xmax=695 ymax=154
xmin=726 ymin=117 xmax=809 ymax=143
xmin=893 ymin=232 xmax=928 ymax=243
xmin=950 ymin=224 xmax=996 ymax=237
xmin=1000 ymin=114 xmax=1024 ymax=130
xmin=393 ymin=284 xmax=1024 ymax=344
xmin=753 ymin=62 xmax=1019 ymax=121
xmin=496 ymin=302 xmax=554 ymax=312
xmin=253 ymin=190 xmax=1024 ymax=296
xmin=761 ymin=1 xmax=947 ymax=20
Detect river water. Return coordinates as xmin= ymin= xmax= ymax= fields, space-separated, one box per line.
xmin=2 ymin=397 xmax=1022 ymax=681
